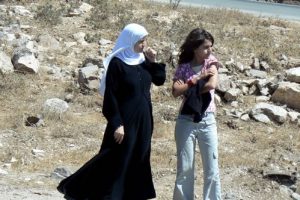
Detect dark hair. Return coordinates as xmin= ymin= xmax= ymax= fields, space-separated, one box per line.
xmin=178 ymin=28 xmax=214 ymax=64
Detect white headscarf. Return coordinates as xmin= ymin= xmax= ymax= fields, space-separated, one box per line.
xmin=99 ymin=23 xmax=149 ymax=96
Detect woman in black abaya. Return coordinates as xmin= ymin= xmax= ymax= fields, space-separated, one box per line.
xmin=57 ymin=23 xmax=166 ymax=200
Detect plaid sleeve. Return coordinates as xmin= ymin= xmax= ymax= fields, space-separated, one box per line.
xmin=173 ymin=65 xmax=184 ymax=81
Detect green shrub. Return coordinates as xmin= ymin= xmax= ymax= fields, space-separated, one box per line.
xmin=0 ymin=10 xmax=17 ymax=26
xmin=169 ymin=0 xmax=181 ymax=9
xmin=34 ymin=2 xmax=64 ymax=26
xmin=86 ymin=0 xmax=134 ymax=32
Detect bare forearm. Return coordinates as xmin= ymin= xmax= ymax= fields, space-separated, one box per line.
xmin=172 ymin=83 xmax=189 ymax=97
xmin=200 ymin=73 xmax=218 ymax=94
xmin=201 ymin=84 xmax=214 ymax=93
xmin=200 ymin=65 xmax=218 ymax=93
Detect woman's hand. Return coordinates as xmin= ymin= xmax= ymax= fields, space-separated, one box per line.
xmin=144 ymin=47 xmax=157 ymax=63
xmin=172 ymin=79 xmax=188 ymax=97
xmin=187 ymin=69 xmax=216 ymax=87
xmin=192 ymin=69 xmax=215 ymax=84
xmin=114 ymin=126 xmax=124 ymax=144
xmin=200 ymin=68 xmax=215 ymax=80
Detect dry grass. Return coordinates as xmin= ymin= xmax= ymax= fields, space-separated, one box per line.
xmin=217 ymin=117 xmax=299 ymax=168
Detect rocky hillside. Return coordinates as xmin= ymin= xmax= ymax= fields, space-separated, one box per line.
xmin=261 ymin=0 xmax=300 ymax=5
xmin=0 ymin=0 xmax=300 ymax=199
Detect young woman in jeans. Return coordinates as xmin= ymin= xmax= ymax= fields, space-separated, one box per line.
xmin=172 ymin=28 xmax=222 ymax=200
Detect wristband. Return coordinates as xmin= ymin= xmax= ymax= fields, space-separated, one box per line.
xmin=187 ymin=79 xmax=195 ymax=87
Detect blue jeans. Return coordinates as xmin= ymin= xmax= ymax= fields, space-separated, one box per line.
xmin=173 ymin=113 xmax=221 ymax=200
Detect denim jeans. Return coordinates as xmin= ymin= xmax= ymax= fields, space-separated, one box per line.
xmin=173 ymin=113 xmax=221 ymax=200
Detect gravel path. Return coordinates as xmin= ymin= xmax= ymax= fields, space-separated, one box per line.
xmin=0 ymin=184 xmax=64 ymax=200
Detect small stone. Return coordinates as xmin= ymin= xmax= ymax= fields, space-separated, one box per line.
xmin=0 ymin=168 xmax=8 ymax=175
xmin=51 ymin=167 xmax=72 ymax=180
xmin=241 ymin=114 xmax=250 ymax=121
xmin=32 ymin=149 xmax=45 ymax=157
xmin=291 ymin=193 xmax=300 ymax=200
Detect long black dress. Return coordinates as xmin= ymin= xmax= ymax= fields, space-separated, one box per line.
xmin=57 ymin=57 xmax=166 ymax=200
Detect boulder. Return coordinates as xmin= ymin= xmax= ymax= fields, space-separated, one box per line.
xmin=271 ymin=81 xmax=300 ymax=110
xmin=286 ymin=67 xmax=300 ymax=83
xmin=0 ymin=51 xmax=14 ymax=74
xmin=250 ymin=102 xmax=287 ymax=124
xmin=11 ymin=48 xmax=39 ymax=73
xmin=217 ymin=74 xmax=231 ymax=93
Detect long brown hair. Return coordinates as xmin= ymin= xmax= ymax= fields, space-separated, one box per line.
xmin=178 ymin=28 xmax=214 ymax=64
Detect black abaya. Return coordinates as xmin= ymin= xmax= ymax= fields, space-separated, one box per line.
xmin=57 ymin=57 xmax=166 ymax=200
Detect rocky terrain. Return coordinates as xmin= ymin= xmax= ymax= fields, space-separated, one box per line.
xmin=281 ymin=0 xmax=300 ymax=4
xmin=0 ymin=0 xmax=300 ymax=199
xmin=260 ymin=0 xmax=300 ymax=5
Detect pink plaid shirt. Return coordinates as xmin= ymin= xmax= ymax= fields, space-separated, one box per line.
xmin=173 ymin=54 xmax=218 ymax=113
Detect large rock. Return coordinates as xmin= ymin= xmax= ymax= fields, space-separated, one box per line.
xmin=0 ymin=5 xmax=6 ymax=12
xmin=224 ymin=88 xmax=241 ymax=102
xmin=0 ymin=51 xmax=14 ymax=74
xmin=271 ymin=81 xmax=300 ymax=110
xmin=11 ymin=5 xmax=33 ymax=17
xmin=286 ymin=67 xmax=300 ymax=83
xmin=73 ymin=32 xmax=88 ymax=46
xmin=37 ymin=34 xmax=60 ymax=50
xmin=42 ymin=98 xmax=69 ymax=119
xmin=251 ymin=57 xmax=260 ymax=69
xmin=11 ymin=48 xmax=39 ymax=73
xmin=78 ymin=64 xmax=101 ymax=91
xmin=250 ymin=102 xmax=288 ymax=124
xmin=288 ymin=57 xmax=300 ymax=68
xmin=78 ymin=2 xmax=94 ymax=13
xmin=246 ymin=69 xmax=267 ymax=79
xmin=217 ymin=74 xmax=231 ymax=93
xmin=260 ymin=61 xmax=270 ymax=72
